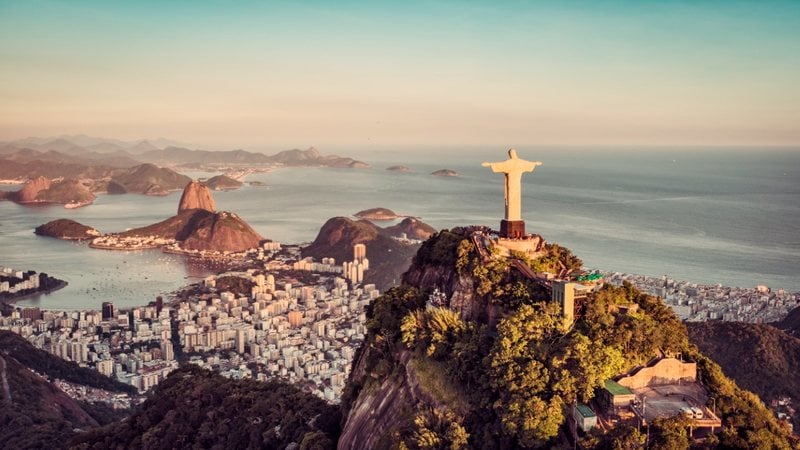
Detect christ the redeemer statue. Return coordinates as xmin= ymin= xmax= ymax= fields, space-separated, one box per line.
xmin=482 ymin=148 xmax=542 ymax=238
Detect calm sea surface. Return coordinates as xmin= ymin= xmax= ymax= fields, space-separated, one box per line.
xmin=1 ymin=147 xmax=798 ymax=310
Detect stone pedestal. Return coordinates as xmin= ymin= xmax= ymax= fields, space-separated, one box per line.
xmin=500 ymin=219 xmax=526 ymax=239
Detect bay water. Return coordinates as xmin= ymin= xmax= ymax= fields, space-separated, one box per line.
xmin=1 ymin=147 xmax=798 ymax=310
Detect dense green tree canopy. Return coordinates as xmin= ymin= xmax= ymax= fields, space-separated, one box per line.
xmin=346 ymin=230 xmax=795 ymax=449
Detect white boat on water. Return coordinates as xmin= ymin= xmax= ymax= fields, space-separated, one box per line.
xmin=64 ymin=201 xmax=89 ymax=209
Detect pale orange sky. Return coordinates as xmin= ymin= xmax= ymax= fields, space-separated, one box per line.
xmin=1 ymin=1 xmax=799 ymax=149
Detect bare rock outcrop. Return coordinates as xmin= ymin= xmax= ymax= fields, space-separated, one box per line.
xmin=178 ymin=180 xmax=216 ymax=213
xmin=339 ymin=351 xmax=423 ymax=449
xmin=15 ymin=176 xmax=52 ymax=202
xmin=400 ymin=263 xmax=498 ymax=323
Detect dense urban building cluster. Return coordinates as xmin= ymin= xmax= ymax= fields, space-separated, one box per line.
xmin=600 ymin=271 xmax=799 ymax=323
xmin=1 ymin=299 xmax=178 ymax=395
xmin=2 ymin=253 xmax=798 ymax=409
xmin=0 ymin=266 xmax=41 ymax=295
xmin=180 ymin=270 xmax=377 ymax=401
xmin=0 ymin=244 xmax=377 ymax=403
xmin=89 ymin=235 xmax=174 ymax=250
xmin=292 ymin=242 xmax=370 ymax=283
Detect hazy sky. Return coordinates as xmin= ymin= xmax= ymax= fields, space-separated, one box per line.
xmin=1 ymin=0 xmax=799 ymax=149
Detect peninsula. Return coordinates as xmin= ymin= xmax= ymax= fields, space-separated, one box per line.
xmin=0 ymin=267 xmax=67 ymax=303
xmin=88 ymin=180 xmax=264 ymax=256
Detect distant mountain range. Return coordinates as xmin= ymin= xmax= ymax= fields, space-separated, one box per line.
xmin=0 ymin=135 xmax=369 ymax=178
xmin=139 ymin=145 xmax=369 ymax=168
xmin=0 ymin=164 xmax=193 ymax=206
xmin=0 ymin=134 xmax=191 ymax=154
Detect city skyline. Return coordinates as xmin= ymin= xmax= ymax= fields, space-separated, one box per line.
xmin=1 ymin=0 xmax=799 ymax=149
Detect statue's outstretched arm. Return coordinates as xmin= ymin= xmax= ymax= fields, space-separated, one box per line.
xmin=481 ymin=162 xmax=492 ymax=167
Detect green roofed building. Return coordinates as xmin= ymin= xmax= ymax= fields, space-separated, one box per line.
xmin=572 ymin=403 xmax=598 ymax=432
xmin=602 ymin=379 xmax=636 ymax=411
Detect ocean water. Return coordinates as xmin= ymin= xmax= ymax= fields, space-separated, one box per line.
xmin=1 ymin=147 xmax=798 ymax=310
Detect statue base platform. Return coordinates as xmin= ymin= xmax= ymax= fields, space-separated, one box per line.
xmin=500 ymin=220 xmax=526 ymax=239
xmin=495 ymin=235 xmax=545 ymax=257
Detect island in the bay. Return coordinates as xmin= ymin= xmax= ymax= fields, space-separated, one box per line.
xmin=354 ymin=207 xmax=402 ymax=221
xmin=431 ymin=168 xmax=459 ymax=177
xmin=35 ymin=218 xmax=101 ymax=240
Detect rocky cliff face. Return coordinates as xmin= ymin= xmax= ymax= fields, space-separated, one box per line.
xmin=181 ymin=211 xmax=263 ymax=253
xmin=402 ymin=264 xmax=490 ymax=322
xmin=338 ymin=231 xmax=488 ymax=448
xmin=13 ymin=177 xmax=95 ymax=205
xmin=15 ymin=176 xmax=52 ymax=202
xmin=339 ymin=350 xmax=432 ymax=449
xmin=178 ymin=180 xmax=216 ymax=213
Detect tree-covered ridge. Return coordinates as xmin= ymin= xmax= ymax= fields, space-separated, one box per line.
xmin=1 ymin=353 xmax=99 ymax=450
xmin=688 ymin=321 xmax=800 ymax=403
xmin=345 ymin=231 xmax=795 ymax=449
xmin=71 ymin=366 xmax=340 ymax=450
xmin=777 ymin=305 xmax=800 ymax=338
xmin=0 ymin=330 xmax=135 ymax=394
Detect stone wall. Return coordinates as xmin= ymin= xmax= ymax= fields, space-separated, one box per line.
xmin=617 ymin=358 xmax=697 ymax=390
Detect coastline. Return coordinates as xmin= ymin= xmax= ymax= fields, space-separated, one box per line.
xmin=0 ymin=279 xmax=68 ymax=305
xmin=161 ymin=245 xmax=249 ymax=261
xmin=88 ymin=242 xmax=162 ymax=250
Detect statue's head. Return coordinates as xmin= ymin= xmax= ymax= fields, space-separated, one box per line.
xmin=508 ymin=148 xmax=518 ymax=159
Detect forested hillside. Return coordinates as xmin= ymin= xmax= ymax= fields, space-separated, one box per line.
xmin=71 ymin=366 xmax=340 ymax=450
xmin=340 ymin=229 xmax=795 ymax=449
